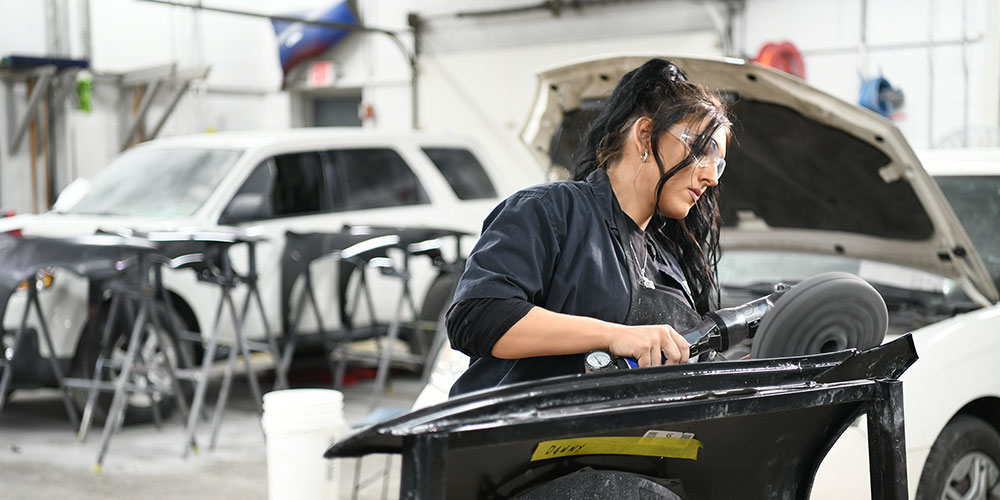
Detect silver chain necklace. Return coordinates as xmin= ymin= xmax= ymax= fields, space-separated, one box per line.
xmin=628 ymin=231 xmax=656 ymax=289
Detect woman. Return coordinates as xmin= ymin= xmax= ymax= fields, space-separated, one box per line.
xmin=446 ymin=58 xmax=731 ymax=396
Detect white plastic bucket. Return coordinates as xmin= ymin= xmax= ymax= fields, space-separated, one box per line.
xmin=262 ymin=389 xmax=348 ymax=500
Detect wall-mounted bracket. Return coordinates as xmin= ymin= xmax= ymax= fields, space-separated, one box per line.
xmin=118 ymin=64 xmax=209 ymax=150
xmin=4 ymin=66 xmax=57 ymax=155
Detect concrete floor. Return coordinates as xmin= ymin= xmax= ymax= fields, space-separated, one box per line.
xmin=0 ymin=370 xmax=423 ymax=500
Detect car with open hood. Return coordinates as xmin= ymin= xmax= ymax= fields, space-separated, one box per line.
xmin=522 ymin=54 xmax=1000 ymax=500
xmin=417 ymin=54 xmax=1000 ymax=499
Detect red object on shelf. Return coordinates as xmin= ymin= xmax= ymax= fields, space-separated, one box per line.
xmin=754 ymin=41 xmax=806 ymax=80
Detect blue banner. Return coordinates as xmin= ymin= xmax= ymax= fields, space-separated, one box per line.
xmin=273 ymin=1 xmax=357 ymax=79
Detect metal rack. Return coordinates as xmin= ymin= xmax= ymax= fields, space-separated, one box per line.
xmin=281 ymin=226 xmax=468 ymax=403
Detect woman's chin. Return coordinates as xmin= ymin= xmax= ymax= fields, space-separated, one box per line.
xmin=659 ymin=205 xmax=691 ymax=220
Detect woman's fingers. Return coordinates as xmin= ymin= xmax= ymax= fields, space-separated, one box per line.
xmin=636 ymin=349 xmax=651 ymax=367
xmin=636 ymin=337 xmax=659 ymax=367
xmin=610 ymin=324 xmax=690 ymax=367
xmin=660 ymin=326 xmax=682 ymax=364
xmin=656 ymin=326 xmax=690 ymax=365
xmin=671 ymin=329 xmax=691 ymax=364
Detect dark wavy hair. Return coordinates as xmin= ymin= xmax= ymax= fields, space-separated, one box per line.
xmin=573 ymin=58 xmax=732 ymax=314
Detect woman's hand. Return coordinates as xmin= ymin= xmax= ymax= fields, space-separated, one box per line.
xmin=608 ymin=324 xmax=690 ymax=367
xmin=491 ymin=306 xmax=690 ymax=366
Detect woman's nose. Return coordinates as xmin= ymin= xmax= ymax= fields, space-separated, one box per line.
xmin=701 ymin=165 xmax=720 ymax=187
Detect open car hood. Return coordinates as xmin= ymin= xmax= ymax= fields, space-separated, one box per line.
xmin=520 ymin=54 xmax=998 ymax=305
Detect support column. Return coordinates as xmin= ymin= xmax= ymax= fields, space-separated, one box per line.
xmin=400 ymin=433 xmax=448 ymax=499
xmin=984 ymin=0 xmax=1000 ymax=130
xmin=867 ymin=379 xmax=908 ymax=500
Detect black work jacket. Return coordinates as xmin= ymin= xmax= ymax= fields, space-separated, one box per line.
xmin=448 ymin=169 xmax=695 ymax=396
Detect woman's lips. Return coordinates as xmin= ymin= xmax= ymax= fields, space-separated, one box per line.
xmin=688 ymin=188 xmax=702 ymax=203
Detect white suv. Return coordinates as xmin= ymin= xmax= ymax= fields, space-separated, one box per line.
xmin=2 ymin=128 xmax=542 ymax=420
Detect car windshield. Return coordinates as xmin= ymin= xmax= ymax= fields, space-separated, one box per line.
xmin=933 ymin=175 xmax=1000 ymax=291
xmin=65 ymin=147 xmax=242 ymax=217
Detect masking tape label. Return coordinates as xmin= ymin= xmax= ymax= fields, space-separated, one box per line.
xmin=530 ymin=436 xmax=702 ymax=462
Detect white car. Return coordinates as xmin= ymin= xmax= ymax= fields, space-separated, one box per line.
xmin=468 ymin=54 xmax=997 ymax=499
xmin=2 ymin=128 xmax=542 ymax=421
xmin=809 ymin=147 xmax=1000 ymax=500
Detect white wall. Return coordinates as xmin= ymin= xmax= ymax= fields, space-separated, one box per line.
xmin=744 ymin=0 xmax=998 ymax=150
xmin=0 ymin=0 xmax=56 ymax=213
xmin=418 ymin=31 xmax=722 ymax=135
xmin=2 ymin=0 xmax=997 ymax=213
xmin=87 ymin=0 xmax=291 ymax=138
xmin=316 ymin=0 xmax=414 ymax=130
xmin=0 ymin=0 xmax=49 ymax=55
xmin=0 ymin=0 xmax=727 ymax=212
xmin=412 ymin=1 xmax=725 ymax=185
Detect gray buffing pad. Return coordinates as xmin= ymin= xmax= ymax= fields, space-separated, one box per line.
xmin=750 ymin=272 xmax=888 ymax=359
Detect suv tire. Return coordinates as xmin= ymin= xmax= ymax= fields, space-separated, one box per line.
xmin=69 ymin=299 xmax=192 ymax=425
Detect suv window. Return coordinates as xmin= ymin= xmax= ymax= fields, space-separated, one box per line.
xmin=422 ymin=147 xmax=497 ymax=200
xmin=273 ymin=152 xmax=325 ymax=215
xmin=330 ymin=148 xmax=429 ymax=210
xmin=220 ymin=151 xmax=325 ymax=223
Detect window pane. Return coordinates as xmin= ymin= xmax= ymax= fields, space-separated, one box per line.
xmin=273 ymin=152 xmax=324 ymax=216
xmin=219 ymin=161 xmax=275 ymax=223
xmin=331 ymin=149 xmax=429 ymax=210
xmin=68 ymin=148 xmax=241 ymax=217
xmin=422 ymin=147 xmax=497 ymax=200
xmin=935 ymin=175 xmax=1000 ymax=289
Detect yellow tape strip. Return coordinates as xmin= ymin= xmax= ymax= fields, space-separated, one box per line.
xmin=530 ymin=436 xmax=703 ymax=462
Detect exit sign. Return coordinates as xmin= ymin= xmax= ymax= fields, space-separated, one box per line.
xmin=309 ymin=61 xmax=335 ymax=87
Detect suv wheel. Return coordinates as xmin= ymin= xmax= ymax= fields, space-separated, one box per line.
xmin=69 ymin=300 xmax=192 ymax=425
xmin=916 ymin=414 xmax=1000 ymax=500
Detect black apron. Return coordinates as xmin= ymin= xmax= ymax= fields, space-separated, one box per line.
xmin=613 ymin=204 xmax=701 ymax=332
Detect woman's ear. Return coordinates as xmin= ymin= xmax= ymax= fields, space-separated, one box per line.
xmin=631 ymin=117 xmax=653 ymax=158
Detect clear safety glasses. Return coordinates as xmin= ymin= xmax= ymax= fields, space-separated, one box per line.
xmin=666 ymin=125 xmax=726 ymax=178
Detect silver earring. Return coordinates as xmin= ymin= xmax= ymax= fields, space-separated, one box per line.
xmin=640 ymin=150 xmax=648 ymax=163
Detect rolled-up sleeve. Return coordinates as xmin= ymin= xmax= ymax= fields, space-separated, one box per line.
xmin=446 ymin=298 xmax=535 ymax=358
xmin=447 ymin=191 xmax=563 ymax=355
